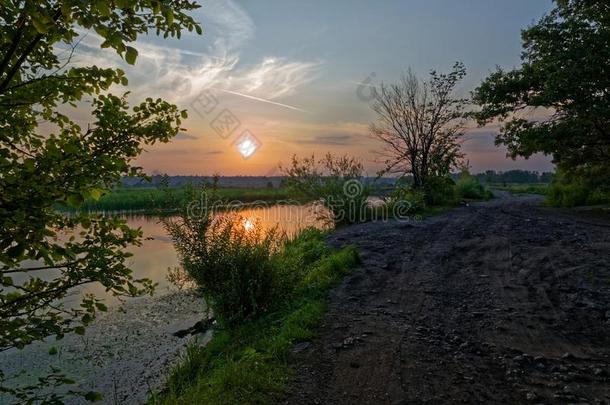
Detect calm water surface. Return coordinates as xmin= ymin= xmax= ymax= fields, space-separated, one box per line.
xmin=72 ymin=203 xmax=328 ymax=306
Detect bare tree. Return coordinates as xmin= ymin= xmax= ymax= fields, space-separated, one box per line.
xmin=370 ymin=63 xmax=468 ymax=188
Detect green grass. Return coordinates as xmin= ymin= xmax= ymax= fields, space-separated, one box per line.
xmin=59 ymin=187 xmax=293 ymax=212
xmin=151 ymin=230 xmax=359 ymax=404
xmin=492 ymin=183 xmax=549 ymax=196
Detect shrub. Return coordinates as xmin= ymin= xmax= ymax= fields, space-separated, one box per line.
xmin=547 ymin=182 xmax=588 ymax=207
xmin=166 ymin=214 xmax=286 ymax=325
xmin=546 ymin=167 xmax=610 ymax=207
xmin=387 ymin=185 xmax=426 ymax=214
xmin=547 ymin=182 xmax=610 ymax=207
xmin=587 ymin=188 xmax=610 ymax=205
xmin=164 ymin=182 xmax=289 ymax=326
xmin=423 ymin=176 xmax=457 ymax=206
xmin=281 ymin=154 xmax=369 ymax=226
xmin=455 ymin=172 xmax=493 ymax=200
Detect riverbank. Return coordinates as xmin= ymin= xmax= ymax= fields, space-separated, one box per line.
xmin=153 ymin=230 xmax=360 ymax=404
xmin=0 ymin=291 xmax=208 ymax=404
xmin=58 ymin=187 xmax=296 ymax=213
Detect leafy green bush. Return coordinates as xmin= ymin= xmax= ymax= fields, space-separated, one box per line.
xmin=423 ymin=176 xmax=457 ymax=206
xmin=547 ymin=182 xmax=610 ymax=207
xmin=587 ymin=188 xmax=610 ymax=205
xmin=166 ymin=214 xmax=286 ymax=326
xmin=547 ymin=182 xmax=588 ymax=207
xmin=281 ymin=154 xmax=369 ymax=226
xmin=455 ymin=172 xmax=493 ymax=200
xmin=388 ymin=185 xmax=426 ymax=214
xmin=546 ymin=167 xmax=610 ymax=207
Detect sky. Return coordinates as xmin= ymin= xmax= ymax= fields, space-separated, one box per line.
xmin=74 ymin=0 xmax=556 ymax=176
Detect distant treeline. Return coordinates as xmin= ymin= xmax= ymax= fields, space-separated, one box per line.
xmin=473 ymin=170 xmax=554 ymax=185
xmin=120 ymin=175 xmax=398 ymax=189
xmin=119 ymin=170 xmax=554 ymax=190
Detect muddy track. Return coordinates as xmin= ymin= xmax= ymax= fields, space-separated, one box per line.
xmin=285 ymin=196 xmax=610 ymax=404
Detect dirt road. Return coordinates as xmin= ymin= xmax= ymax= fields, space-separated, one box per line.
xmin=286 ymin=195 xmax=610 ymax=404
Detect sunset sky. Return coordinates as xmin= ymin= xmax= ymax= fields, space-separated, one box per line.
xmin=74 ymin=0 xmax=556 ymax=176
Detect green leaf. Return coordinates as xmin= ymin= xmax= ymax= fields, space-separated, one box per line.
xmin=125 ymin=46 xmax=138 ymax=65
xmin=48 ymin=346 xmax=58 ymax=355
xmin=67 ymin=193 xmax=84 ymax=208
xmin=164 ymin=9 xmax=174 ymax=25
xmin=7 ymin=243 xmax=25 ymax=259
xmin=31 ymin=17 xmax=49 ymax=34
xmin=82 ymin=313 xmax=93 ymax=324
xmin=97 ymin=1 xmax=111 ymax=17
xmin=90 ymin=188 xmax=104 ymax=201
xmin=195 ymin=25 xmax=203 ymax=35
xmin=74 ymin=326 xmax=86 ymax=335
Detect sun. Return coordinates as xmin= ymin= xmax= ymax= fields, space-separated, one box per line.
xmin=233 ymin=130 xmax=261 ymax=159
xmin=237 ymin=139 xmax=257 ymax=158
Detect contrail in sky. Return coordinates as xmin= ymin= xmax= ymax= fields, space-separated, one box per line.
xmin=218 ymin=88 xmax=309 ymax=113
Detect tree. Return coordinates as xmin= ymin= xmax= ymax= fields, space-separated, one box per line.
xmin=0 ymin=0 xmax=200 ymax=401
xmin=473 ymin=0 xmax=610 ymax=200
xmin=370 ymin=63 xmax=468 ymax=188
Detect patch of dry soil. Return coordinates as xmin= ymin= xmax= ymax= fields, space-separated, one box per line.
xmin=286 ymin=196 xmax=610 ymax=404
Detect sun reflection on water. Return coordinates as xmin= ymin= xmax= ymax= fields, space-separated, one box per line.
xmin=243 ymin=218 xmax=255 ymax=231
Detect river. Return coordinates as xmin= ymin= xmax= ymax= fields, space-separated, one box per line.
xmin=0 ymin=203 xmax=328 ymax=404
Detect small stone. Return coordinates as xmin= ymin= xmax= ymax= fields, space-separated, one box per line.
xmin=343 ymin=337 xmax=355 ymax=346
xmin=293 ymin=342 xmax=310 ymax=354
xmin=525 ymin=391 xmax=538 ymax=401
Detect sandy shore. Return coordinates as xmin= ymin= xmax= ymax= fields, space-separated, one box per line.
xmin=0 ymin=291 xmax=210 ymax=404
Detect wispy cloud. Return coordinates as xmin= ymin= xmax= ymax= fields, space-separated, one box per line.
xmin=237 ymin=57 xmax=320 ymax=99
xmin=294 ymin=134 xmax=356 ymax=145
xmin=174 ymin=132 xmax=198 ymax=141
xmin=69 ymin=0 xmax=319 ymax=112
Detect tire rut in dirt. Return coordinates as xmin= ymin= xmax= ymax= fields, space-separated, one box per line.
xmin=285 ymin=197 xmax=610 ymax=404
